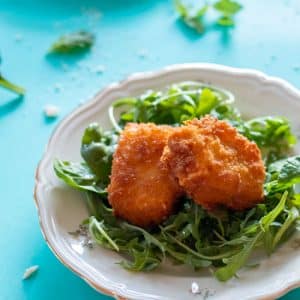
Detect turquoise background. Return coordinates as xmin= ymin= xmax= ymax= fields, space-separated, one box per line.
xmin=1 ymin=0 xmax=300 ymax=299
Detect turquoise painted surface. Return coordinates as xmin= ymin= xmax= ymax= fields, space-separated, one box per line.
xmin=1 ymin=0 xmax=300 ymax=299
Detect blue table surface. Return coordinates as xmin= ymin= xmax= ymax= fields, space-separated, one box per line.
xmin=1 ymin=0 xmax=300 ymax=299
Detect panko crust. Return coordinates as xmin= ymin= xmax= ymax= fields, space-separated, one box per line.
xmin=161 ymin=116 xmax=266 ymax=210
xmin=107 ymin=123 xmax=182 ymax=227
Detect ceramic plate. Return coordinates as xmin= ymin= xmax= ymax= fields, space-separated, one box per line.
xmin=34 ymin=63 xmax=300 ymax=300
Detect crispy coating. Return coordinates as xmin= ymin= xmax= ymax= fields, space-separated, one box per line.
xmin=107 ymin=123 xmax=182 ymax=227
xmin=161 ymin=116 xmax=266 ymax=210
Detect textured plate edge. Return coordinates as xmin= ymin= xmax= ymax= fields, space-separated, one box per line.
xmin=33 ymin=63 xmax=300 ymax=300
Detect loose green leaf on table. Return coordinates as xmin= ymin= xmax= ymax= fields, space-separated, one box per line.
xmin=175 ymin=0 xmax=208 ymax=33
xmin=48 ymin=31 xmax=95 ymax=54
xmin=0 ymin=74 xmax=25 ymax=95
xmin=175 ymin=0 xmax=242 ymax=33
xmin=0 ymin=56 xmax=25 ymax=95
xmin=214 ymin=0 xmax=242 ymax=26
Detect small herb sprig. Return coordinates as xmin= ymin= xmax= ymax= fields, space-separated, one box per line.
xmin=0 ymin=56 xmax=25 ymax=95
xmin=175 ymin=0 xmax=242 ymax=33
xmin=48 ymin=31 xmax=95 ymax=54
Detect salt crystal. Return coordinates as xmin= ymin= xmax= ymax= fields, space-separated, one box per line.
xmin=23 ymin=265 xmax=39 ymax=280
xmin=44 ymin=104 xmax=60 ymax=118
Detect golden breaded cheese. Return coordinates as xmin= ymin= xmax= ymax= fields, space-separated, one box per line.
xmin=108 ymin=123 xmax=182 ymax=227
xmin=161 ymin=116 xmax=266 ymax=210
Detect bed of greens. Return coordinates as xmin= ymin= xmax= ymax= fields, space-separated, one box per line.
xmin=54 ymin=81 xmax=300 ymax=281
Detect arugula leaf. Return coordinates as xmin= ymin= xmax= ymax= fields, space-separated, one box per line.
xmin=84 ymin=194 xmax=165 ymax=271
xmin=122 ymin=223 xmax=165 ymax=255
xmin=260 ymin=191 xmax=288 ymax=230
xmin=0 ymin=74 xmax=25 ymax=95
xmin=175 ymin=0 xmax=242 ymax=32
xmin=265 ymin=156 xmax=300 ymax=194
xmin=214 ymin=231 xmax=263 ymax=281
xmin=0 ymin=56 xmax=25 ymax=95
xmin=215 ymin=192 xmax=288 ymax=281
xmin=272 ymin=206 xmax=299 ymax=249
xmin=49 ymin=31 xmax=95 ymax=54
xmin=174 ymin=0 xmax=189 ymax=17
xmin=165 ymin=246 xmax=212 ymax=268
xmin=217 ymin=16 xmax=235 ymax=26
xmin=73 ymin=185 xmax=300 ymax=281
xmin=242 ymin=117 xmax=296 ymax=149
xmin=89 ymin=216 xmax=119 ymax=251
xmin=85 ymin=192 xmax=116 ymax=224
xmin=175 ymin=0 xmax=208 ymax=33
xmin=196 ymin=88 xmax=218 ymax=116
xmin=81 ymin=123 xmax=117 ymax=184
xmin=238 ymin=117 xmax=296 ymax=163
xmin=214 ymin=0 xmax=242 ymax=16
xmin=291 ymin=194 xmax=300 ymax=207
xmin=110 ymin=81 xmax=236 ymax=130
xmin=214 ymin=0 xmax=242 ymax=26
xmin=53 ymin=159 xmax=106 ymax=195
xmin=276 ymin=156 xmax=300 ymax=182
xmin=120 ymin=246 xmax=161 ymax=271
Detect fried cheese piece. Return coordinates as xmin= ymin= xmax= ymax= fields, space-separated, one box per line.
xmin=161 ymin=116 xmax=266 ymax=210
xmin=107 ymin=123 xmax=182 ymax=227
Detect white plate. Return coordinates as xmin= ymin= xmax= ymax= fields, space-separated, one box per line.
xmin=34 ymin=63 xmax=300 ymax=300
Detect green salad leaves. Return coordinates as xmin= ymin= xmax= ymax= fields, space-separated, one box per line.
xmin=54 ymin=123 xmax=117 ymax=195
xmin=54 ymin=81 xmax=300 ymax=281
xmin=238 ymin=117 xmax=296 ymax=164
xmin=109 ymin=82 xmax=237 ymax=131
xmin=54 ymin=160 xmax=106 ymax=195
